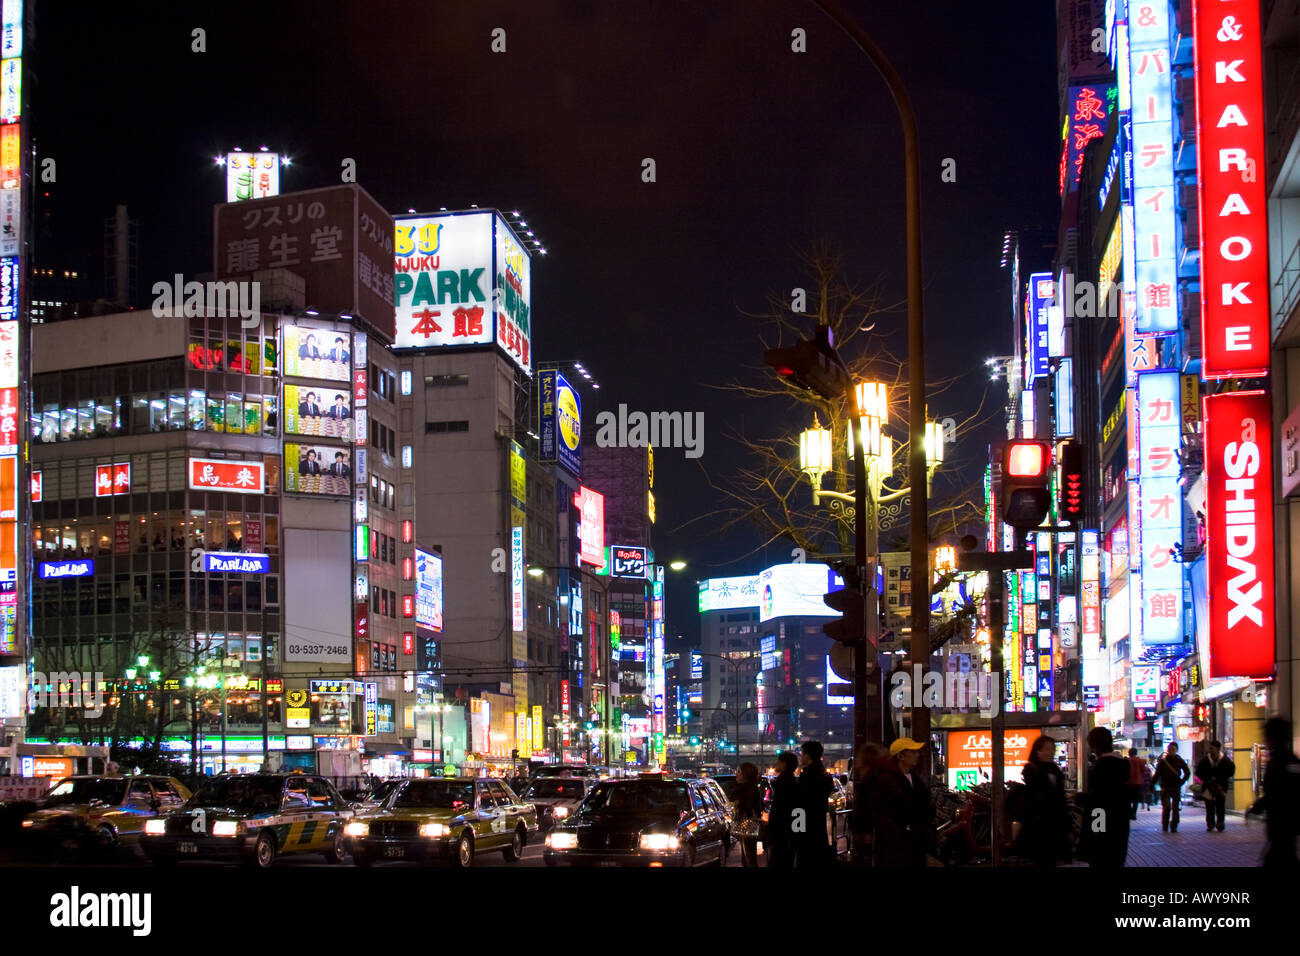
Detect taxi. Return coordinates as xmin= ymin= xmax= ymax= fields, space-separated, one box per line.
xmin=142 ymin=772 xmax=354 ymax=867
xmin=346 ymin=777 xmax=537 ymax=867
xmin=21 ymin=775 xmax=190 ymax=852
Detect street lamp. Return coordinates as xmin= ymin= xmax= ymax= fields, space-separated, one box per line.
xmin=799 ymin=419 xmax=834 ymax=504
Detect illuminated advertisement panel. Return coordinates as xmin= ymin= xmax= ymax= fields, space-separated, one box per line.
xmin=225 ymin=151 xmax=279 ymax=203
xmin=284 ymin=384 xmax=352 ymax=441
xmin=1193 ymin=0 xmax=1269 ymax=378
xmin=1026 ymin=273 xmax=1053 ymax=379
xmin=284 ymin=443 xmax=351 ymax=496
xmin=758 ymin=564 xmax=846 ymax=623
xmin=511 ymin=527 xmax=524 ymax=632
xmin=1137 ymin=370 xmax=1183 ymax=644
xmin=188 ymin=457 xmax=264 ymax=494
xmin=1061 ymin=84 xmax=1111 ymax=195
xmin=393 ymin=212 xmax=494 ymax=350
xmin=698 ymin=574 xmax=761 ymax=612
xmin=415 ymin=548 xmax=443 ymax=632
xmin=494 ymin=213 xmax=532 ymax=374
xmin=1131 ymin=664 xmax=1161 ymax=705
xmin=575 ymin=486 xmax=606 ymax=569
xmin=610 ymin=545 xmax=647 ymax=578
xmin=282 ymin=325 xmax=351 ymax=382
xmin=1204 ymin=390 xmax=1274 ymax=678
xmin=1127 ymin=5 xmax=1177 ymax=334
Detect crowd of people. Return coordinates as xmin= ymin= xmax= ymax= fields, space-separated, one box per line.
xmin=733 ymin=717 xmax=1299 ymax=868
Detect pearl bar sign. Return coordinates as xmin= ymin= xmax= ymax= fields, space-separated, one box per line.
xmin=201 ymin=551 xmax=270 ymax=574
xmin=1193 ymin=0 xmax=1270 ymax=378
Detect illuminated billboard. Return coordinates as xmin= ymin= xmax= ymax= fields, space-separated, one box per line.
xmin=188 ymin=457 xmax=264 ymax=495
xmin=284 ymin=384 xmax=352 ymax=441
xmin=759 ymin=563 xmax=845 ymax=623
xmin=393 ymin=211 xmax=531 ymax=373
xmin=284 ymin=443 xmax=352 ymax=496
xmin=225 ymin=151 xmax=279 ymax=203
xmin=415 ymin=548 xmax=444 ymax=632
xmin=539 ymin=369 xmax=580 ymax=476
xmin=698 ymin=575 xmax=761 ymax=613
xmin=575 ymin=486 xmax=605 ymax=569
xmin=610 ymin=545 xmax=647 ymax=578
xmin=283 ymin=326 xmax=351 ymax=382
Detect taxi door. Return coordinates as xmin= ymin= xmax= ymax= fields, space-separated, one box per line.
xmin=472 ymin=782 xmax=507 ymax=849
xmin=278 ymin=779 xmax=323 ymax=853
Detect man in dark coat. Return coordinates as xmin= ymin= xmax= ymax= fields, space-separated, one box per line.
xmin=794 ymin=740 xmax=834 ymax=866
xmin=1153 ymin=741 xmax=1191 ymax=832
xmin=765 ymin=752 xmax=799 ymax=868
xmin=1081 ymin=726 xmax=1130 ymax=866
xmin=1195 ymin=741 xmax=1235 ymax=833
xmin=1248 ymin=718 xmax=1300 ymax=868
xmin=870 ymin=738 xmax=933 ymax=867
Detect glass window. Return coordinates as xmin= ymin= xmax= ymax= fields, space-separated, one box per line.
xmin=40 ymin=405 xmax=57 ymax=443
xmin=149 ymin=394 xmax=168 ymax=432
xmin=265 ymin=576 xmax=280 ymax=606
xmin=188 ymin=390 xmax=206 ymax=430
xmin=265 ymin=395 xmax=278 ymax=434
xmin=244 ymin=398 xmax=262 ymax=436
xmin=264 ymin=516 xmax=278 ymax=552
xmin=246 ymin=637 xmax=262 ymax=663
xmin=247 ymin=579 xmax=262 ymax=612
xmin=225 ymin=394 xmax=243 ymax=434
xmin=206 ymin=396 xmax=225 ymax=432
xmin=168 ymin=392 xmax=186 ymax=430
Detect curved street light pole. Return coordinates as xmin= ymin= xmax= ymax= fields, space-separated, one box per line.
xmin=809 ymin=0 xmax=930 ymax=759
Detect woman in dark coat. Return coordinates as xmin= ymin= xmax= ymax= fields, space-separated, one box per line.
xmin=732 ymin=762 xmax=764 ymax=867
xmin=1016 ymin=735 xmax=1070 ymax=867
xmin=765 ymin=752 xmax=799 ymax=867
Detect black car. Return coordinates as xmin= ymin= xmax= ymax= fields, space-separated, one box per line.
xmin=543 ymin=777 xmax=729 ymax=867
xmin=520 ymin=776 xmax=593 ymax=831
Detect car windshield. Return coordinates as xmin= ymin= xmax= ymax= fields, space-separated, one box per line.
xmin=189 ymin=776 xmax=283 ymax=810
xmin=524 ymin=779 xmax=585 ymax=799
xmin=366 ymin=780 xmax=401 ymax=802
xmin=45 ymin=778 xmax=128 ymax=807
xmin=583 ymin=782 xmax=689 ymax=814
xmin=390 ymin=780 xmax=474 ymax=810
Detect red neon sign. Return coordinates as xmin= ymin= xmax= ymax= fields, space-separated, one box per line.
xmin=1204 ymin=390 xmax=1274 ymax=678
xmin=1193 ymin=0 xmax=1270 ymax=378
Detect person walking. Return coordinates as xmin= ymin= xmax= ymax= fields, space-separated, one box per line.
xmin=731 ymin=761 xmax=764 ymax=867
xmin=1126 ymin=748 xmax=1146 ymax=820
xmin=1194 ymin=741 xmax=1235 ymax=833
xmin=1153 ymin=742 xmax=1191 ymax=832
xmin=765 ymin=751 xmax=798 ymax=868
xmin=794 ymin=740 xmax=833 ymax=867
xmin=1017 ymin=735 xmax=1070 ymax=868
xmin=848 ymin=742 xmax=888 ymax=866
xmin=1141 ymin=754 xmax=1155 ymax=809
xmin=1247 ymin=718 xmax=1300 ymax=869
xmin=1080 ymin=727 xmax=1130 ymax=867
xmin=871 ymin=738 xmax=933 ymax=868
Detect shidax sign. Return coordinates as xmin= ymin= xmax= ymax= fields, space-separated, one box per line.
xmin=152 ymin=274 xmax=261 ymax=329
xmin=29 ymin=670 xmax=105 ymax=718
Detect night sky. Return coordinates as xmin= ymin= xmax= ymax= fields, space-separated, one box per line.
xmin=30 ymin=0 xmax=1060 ymax=638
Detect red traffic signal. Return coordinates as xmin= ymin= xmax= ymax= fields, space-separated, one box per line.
xmin=1058 ymin=441 xmax=1085 ymax=526
xmin=763 ymin=326 xmax=850 ymax=401
xmin=822 ymin=586 xmax=864 ymax=647
xmin=1001 ymin=440 xmax=1051 ymax=531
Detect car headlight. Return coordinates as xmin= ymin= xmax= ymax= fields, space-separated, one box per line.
xmin=553 ymin=806 xmax=569 ymax=818
xmin=20 ymin=819 xmax=33 ymax=828
xmin=547 ymin=832 xmax=578 ymax=850
xmin=419 ymin=823 xmax=449 ymax=838
xmin=211 ymin=821 xmax=239 ymax=837
xmin=144 ymin=819 xmax=166 ymax=836
xmin=639 ymin=833 xmax=680 ymax=851
xmin=344 ymin=822 xmax=369 ymax=837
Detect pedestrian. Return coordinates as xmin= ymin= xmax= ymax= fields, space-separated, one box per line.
xmin=731 ymin=762 xmax=763 ymax=867
xmin=1016 ymin=735 xmax=1070 ymax=868
xmin=1247 ymin=718 xmax=1300 ymax=868
xmin=794 ymin=740 xmax=834 ymax=867
xmin=1141 ymin=755 xmax=1155 ymax=808
xmin=870 ymin=737 xmax=933 ymax=868
xmin=1194 ymin=741 xmax=1235 ymax=833
xmin=849 ymin=742 xmax=888 ymax=865
xmin=1126 ymin=748 xmax=1146 ymax=820
xmin=1079 ymin=726 xmax=1130 ymax=867
xmin=1153 ymin=742 xmax=1191 ymax=832
xmin=765 ymin=751 xmax=798 ymax=867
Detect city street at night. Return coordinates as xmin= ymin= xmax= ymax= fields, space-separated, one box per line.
xmin=0 ymin=0 xmax=1296 ymax=940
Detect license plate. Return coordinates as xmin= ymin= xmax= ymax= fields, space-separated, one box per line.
xmin=597 ymin=860 xmax=619 ymax=867
xmin=383 ymin=845 xmax=406 ymax=858
xmin=177 ymin=841 xmax=198 ymax=854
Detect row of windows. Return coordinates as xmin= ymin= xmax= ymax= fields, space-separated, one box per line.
xmin=425 ymin=420 xmax=469 ymax=434
xmin=33 ymin=454 xmax=279 ymax=504
xmin=370 ymin=364 xmax=396 ymax=402
xmin=371 ymin=419 xmax=396 ymax=455
xmin=371 ymin=587 xmax=399 ymax=619
xmin=34 ymin=512 xmax=278 ymax=559
xmin=31 ymin=390 xmax=280 ymax=444
xmin=374 ymin=531 xmax=398 ymax=565
xmin=370 ymin=476 xmax=395 ymax=510
xmin=425 ymin=373 xmax=469 ymax=388
xmin=33 ymin=574 xmax=282 ymax=618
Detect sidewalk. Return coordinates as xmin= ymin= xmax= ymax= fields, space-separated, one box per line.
xmin=1120 ymin=800 xmax=1264 ymax=867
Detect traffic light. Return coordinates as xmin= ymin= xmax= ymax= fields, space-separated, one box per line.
xmin=1001 ymin=440 xmax=1052 ymax=530
xmin=763 ymin=325 xmax=849 ymax=401
xmin=681 ymin=709 xmax=691 ymax=720
xmin=689 ymin=735 xmax=701 ymax=746
xmin=1058 ymin=440 xmax=1085 ymax=526
xmin=822 ymin=586 xmax=864 ymax=646
xmin=583 ymin=720 xmax=595 ymax=731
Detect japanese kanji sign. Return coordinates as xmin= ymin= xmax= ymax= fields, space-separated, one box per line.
xmin=1137 ymin=369 xmax=1183 ymax=645
xmin=188 ymin=457 xmax=265 ymax=495
xmin=1193 ymin=0 xmax=1270 ymax=378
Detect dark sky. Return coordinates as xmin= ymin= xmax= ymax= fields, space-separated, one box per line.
xmin=30 ymin=0 xmax=1060 ymax=637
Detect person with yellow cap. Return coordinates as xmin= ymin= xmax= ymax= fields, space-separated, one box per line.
xmin=870 ymin=737 xmax=934 ymax=867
